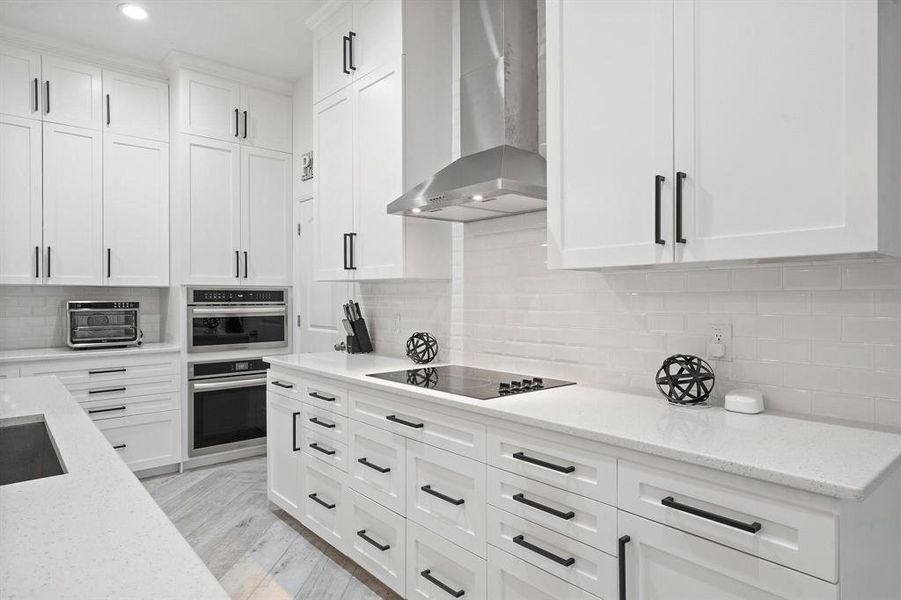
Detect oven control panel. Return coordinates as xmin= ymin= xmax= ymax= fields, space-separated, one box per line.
xmin=191 ymin=289 xmax=285 ymax=304
xmin=69 ymin=301 xmax=139 ymax=310
xmin=190 ymin=358 xmax=270 ymax=378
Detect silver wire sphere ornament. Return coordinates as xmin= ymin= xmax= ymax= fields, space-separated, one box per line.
xmin=655 ymin=354 xmax=715 ymax=405
xmin=406 ymin=332 xmax=438 ymax=364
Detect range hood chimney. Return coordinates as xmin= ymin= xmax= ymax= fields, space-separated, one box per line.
xmin=387 ymin=0 xmax=545 ymax=222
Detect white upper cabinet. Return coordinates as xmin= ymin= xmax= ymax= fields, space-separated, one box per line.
xmin=240 ymin=86 xmax=292 ymax=153
xmin=241 ymin=145 xmax=292 ymax=286
xmin=312 ymin=2 xmax=355 ymax=104
xmin=0 ymin=116 xmax=42 ymax=284
xmin=351 ymin=0 xmax=402 ymax=80
xmin=103 ymin=135 xmax=170 ymax=287
xmin=42 ymin=123 xmax=103 ymax=285
xmin=547 ymin=0 xmax=901 ymax=269
xmin=41 ymin=55 xmax=103 ymax=130
xmin=102 ymin=70 xmax=168 ymax=142
xmin=0 ymin=45 xmax=42 ymax=119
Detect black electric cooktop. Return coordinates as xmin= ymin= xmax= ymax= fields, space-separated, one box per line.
xmin=367 ymin=365 xmax=576 ymax=400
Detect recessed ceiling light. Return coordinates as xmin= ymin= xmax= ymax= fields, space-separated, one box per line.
xmin=472 ymin=194 xmax=484 ymax=202
xmin=118 ymin=3 xmax=148 ymax=20
xmin=411 ymin=208 xmax=422 ymax=214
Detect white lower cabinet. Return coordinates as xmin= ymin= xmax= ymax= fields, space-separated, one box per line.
xmin=345 ymin=489 xmax=406 ymax=595
xmin=82 ymin=392 xmax=178 ymax=421
xmin=407 ymin=521 xmax=487 ymax=600
xmin=267 ymin=391 xmax=303 ymax=516
xmin=618 ymin=511 xmax=838 ymax=600
xmin=304 ymin=427 xmax=349 ymax=473
xmin=300 ymin=452 xmax=347 ymax=552
xmin=487 ymin=545 xmax=600 ymax=600
xmin=95 ymin=410 xmax=181 ymax=472
xmin=349 ymin=419 xmax=406 ymax=515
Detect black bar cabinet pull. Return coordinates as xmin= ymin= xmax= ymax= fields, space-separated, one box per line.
xmin=309 ymin=442 xmax=336 ymax=456
xmin=421 ymin=484 xmax=464 ymax=506
xmin=242 ymin=110 xmax=248 ymax=139
xmin=106 ymin=94 xmax=111 ymax=126
xmin=357 ymin=457 xmax=390 ymax=474
xmin=348 ymin=31 xmax=357 ymax=70
xmin=113 ymin=443 xmax=127 ymax=450
xmin=243 ymin=251 xmax=248 ymax=278
xmin=309 ymin=391 xmax=335 ymax=402
xmin=512 ymin=492 xmax=575 ymax=520
xmin=654 ymin=175 xmax=665 ymax=245
xmin=234 ymin=108 xmax=239 ymax=137
xmin=33 ymin=78 xmax=39 ymax=111
xmin=347 ymin=233 xmax=357 ymax=269
xmin=272 ymin=381 xmax=294 ymax=389
xmin=342 ymin=233 xmax=350 ymax=270
xmin=512 ymin=534 xmax=575 ymax=567
xmin=356 ymin=529 xmax=389 ymax=551
xmin=45 ymin=80 xmax=50 ymax=114
xmin=34 ymin=246 xmax=39 ymax=278
xmin=291 ymin=411 xmax=300 ymax=451
xmin=47 ymin=246 xmax=51 ymax=278
xmin=386 ymin=414 xmax=423 ymax=429
xmin=309 ymin=416 xmax=336 ymax=429
xmin=89 ymin=387 xmax=126 ymax=395
xmin=618 ymin=535 xmax=630 ymax=600
xmin=88 ymin=406 xmax=126 ymax=414
xmin=235 ymin=250 xmax=240 ymax=278
xmin=421 ymin=569 xmax=464 ymax=598
xmin=107 ymin=248 xmax=111 ymax=278
xmin=661 ymin=496 xmax=762 ymax=533
xmin=89 ymin=368 xmax=126 ymax=375
xmin=308 ymin=492 xmax=336 ymax=510
xmin=512 ymin=451 xmax=575 ymax=474
xmin=342 ymin=35 xmax=351 ymax=74
xmin=675 ymin=171 xmax=687 ymax=244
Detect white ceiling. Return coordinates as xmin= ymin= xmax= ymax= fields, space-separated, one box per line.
xmin=0 ymin=0 xmax=328 ymax=82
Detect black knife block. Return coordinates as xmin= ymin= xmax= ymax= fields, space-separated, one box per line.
xmin=347 ymin=317 xmax=373 ymax=354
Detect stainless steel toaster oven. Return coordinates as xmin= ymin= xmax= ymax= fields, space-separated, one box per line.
xmin=66 ymin=301 xmax=141 ymax=349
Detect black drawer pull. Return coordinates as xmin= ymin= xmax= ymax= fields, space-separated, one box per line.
xmin=356 ymin=529 xmax=389 ymax=551
xmin=386 ymin=414 xmax=423 ymax=429
xmin=512 ymin=451 xmax=575 ymax=474
xmin=512 ymin=534 xmax=575 ymax=567
xmin=112 ymin=443 xmax=126 ymax=450
xmin=421 ymin=569 xmax=464 ymax=598
xmin=272 ymin=381 xmax=294 ymax=389
xmin=421 ymin=484 xmax=464 ymax=506
xmin=309 ymin=416 xmax=336 ymax=429
xmin=357 ymin=457 xmax=390 ymax=473
xmin=512 ymin=492 xmax=575 ymax=520
xmin=88 ymin=406 xmax=126 ymax=414
xmin=661 ymin=496 xmax=762 ymax=534
xmin=88 ymin=368 xmax=126 ymax=375
xmin=309 ymin=391 xmax=336 ymax=402
xmin=308 ymin=493 xmax=335 ymax=510
xmin=309 ymin=442 xmax=336 ymax=456
xmin=89 ymin=387 xmax=126 ymax=395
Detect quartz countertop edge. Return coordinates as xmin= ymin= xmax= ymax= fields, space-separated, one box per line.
xmin=0 ymin=376 xmax=227 ymax=600
xmin=0 ymin=342 xmax=181 ymax=363
xmin=265 ymin=353 xmax=901 ymax=502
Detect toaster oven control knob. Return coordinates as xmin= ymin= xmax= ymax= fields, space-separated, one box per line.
xmin=522 ymin=379 xmax=533 ymax=389
xmin=533 ymin=377 xmax=544 ymax=388
xmin=510 ymin=381 xmax=521 ymax=392
xmin=499 ymin=382 xmax=511 ymax=394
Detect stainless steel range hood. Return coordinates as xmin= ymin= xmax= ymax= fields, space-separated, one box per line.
xmin=388 ymin=0 xmax=545 ymax=222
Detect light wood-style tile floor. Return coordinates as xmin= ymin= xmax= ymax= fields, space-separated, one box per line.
xmin=142 ymin=456 xmax=401 ymax=600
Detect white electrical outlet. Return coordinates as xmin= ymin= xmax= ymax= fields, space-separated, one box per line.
xmin=708 ymin=323 xmax=733 ymax=361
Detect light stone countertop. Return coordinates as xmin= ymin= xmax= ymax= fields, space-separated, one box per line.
xmin=0 ymin=376 xmax=226 ymax=600
xmin=0 ymin=342 xmax=180 ymax=364
xmin=265 ymin=352 xmax=901 ymax=501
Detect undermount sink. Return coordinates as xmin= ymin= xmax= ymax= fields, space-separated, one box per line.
xmin=0 ymin=416 xmax=67 ymax=486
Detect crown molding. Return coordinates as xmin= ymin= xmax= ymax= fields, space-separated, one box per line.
xmin=162 ymin=50 xmax=294 ymax=94
xmin=304 ymin=0 xmax=347 ymax=30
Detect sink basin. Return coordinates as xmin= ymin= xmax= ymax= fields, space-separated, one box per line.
xmin=0 ymin=416 xmax=67 ymax=486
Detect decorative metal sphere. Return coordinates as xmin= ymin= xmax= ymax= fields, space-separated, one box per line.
xmin=655 ymin=354 xmax=715 ymax=405
xmin=406 ymin=332 xmax=438 ymax=364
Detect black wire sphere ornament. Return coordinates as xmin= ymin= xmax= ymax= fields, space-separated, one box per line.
xmin=655 ymin=354 xmax=715 ymax=406
xmin=406 ymin=332 xmax=438 ymax=364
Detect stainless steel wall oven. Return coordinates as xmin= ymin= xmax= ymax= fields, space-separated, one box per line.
xmin=187 ymin=288 xmax=288 ymax=353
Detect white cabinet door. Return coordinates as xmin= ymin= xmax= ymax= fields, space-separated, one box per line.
xmin=486 ymin=546 xmax=598 ymax=600
xmin=42 ymin=123 xmax=102 ymax=285
xmin=267 ymin=392 xmax=304 ymax=517
xmin=407 ymin=521 xmax=487 ymax=600
xmin=348 ymin=419 xmax=406 ymax=515
xmin=352 ymin=59 xmax=405 ymax=280
xmin=181 ymin=135 xmax=242 ymax=284
xmin=240 ymin=86 xmax=292 ymax=153
xmin=546 ymin=0 xmax=674 ymax=269
xmin=313 ymin=2 xmax=354 ymax=103
xmin=103 ymin=70 xmax=168 ymax=142
xmin=177 ymin=70 xmax=241 ymax=142
xmin=619 ymin=511 xmax=839 ymax=600
xmin=345 ymin=489 xmax=406 ymax=595
xmin=351 ymin=0 xmax=402 ymax=79
xmin=241 ymin=146 xmax=291 ymax=286
xmin=103 ymin=134 xmax=169 ymax=287
xmin=41 ymin=56 xmax=102 ymax=130
xmin=96 ymin=410 xmax=181 ymax=472
xmin=0 ymin=115 xmax=42 ymax=284
xmin=0 ymin=45 xmax=42 ymax=118
xmin=314 ymin=88 xmax=354 ymax=281
xmin=674 ymin=0 xmax=878 ymax=262
xmin=300 ymin=452 xmax=348 ymax=552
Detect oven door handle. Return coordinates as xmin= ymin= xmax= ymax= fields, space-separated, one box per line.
xmin=192 ymin=377 xmax=267 ymax=391
xmin=189 ymin=307 xmax=286 ymax=316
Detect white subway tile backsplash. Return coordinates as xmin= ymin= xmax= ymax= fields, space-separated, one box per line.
xmin=812 ymin=392 xmax=875 ymax=422
xmin=875 ymin=399 xmax=901 ymax=428
xmin=782 ymin=364 xmax=841 ymax=392
xmin=782 ymin=265 xmax=842 ymax=290
xmin=812 ymin=341 xmax=874 ymax=369
xmin=757 ymin=339 xmax=810 ymax=363
xmin=782 ymin=315 xmax=842 ymax=340
xmin=685 ymin=269 xmax=731 ymax=292
xmin=757 ymin=292 xmax=811 ymax=315
xmin=812 ymin=291 xmax=874 ymax=315
xmin=874 ymin=346 xmax=901 ymax=371
xmin=842 ymin=317 xmax=901 ymax=344
xmin=843 ymin=262 xmax=901 ymax=289
xmin=841 ymin=369 xmax=901 ymax=399
xmin=875 ymin=291 xmax=901 ymax=317
xmin=732 ymin=268 xmax=782 ymax=290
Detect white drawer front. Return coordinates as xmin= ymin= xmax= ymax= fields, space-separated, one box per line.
xmin=407 ymin=440 xmax=487 ymax=558
xmin=488 ymin=427 xmax=616 ymax=505
xmin=348 ymin=419 xmax=406 ymax=515
xmin=68 ymin=373 xmax=178 ymax=402
xmin=618 ymin=461 xmax=838 ymax=582
xmin=488 ymin=467 xmax=617 ymax=555
xmin=303 ymin=403 xmax=348 ymax=446
xmin=82 ymin=391 xmax=178 ymax=420
xmin=487 ymin=506 xmax=616 ymax=599
xmin=96 ymin=410 xmax=181 ymax=472
xmin=300 ymin=453 xmax=347 ymax=551
xmin=487 ymin=546 xmax=600 ymax=600
xmin=268 ymin=369 xmax=302 ymax=398
xmin=303 ymin=426 xmax=348 ymax=473
xmin=345 ymin=489 xmax=406 ymax=595
xmin=350 ymin=390 xmax=486 ymax=460
xmin=407 ymin=521 xmax=487 ymax=600
xmin=21 ymin=355 xmax=178 ymax=387
xmin=302 ymin=376 xmax=348 ymax=416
